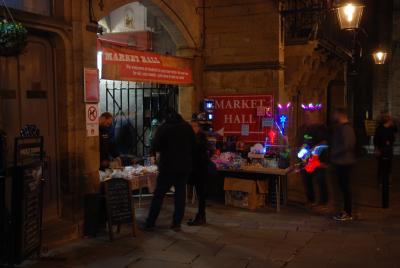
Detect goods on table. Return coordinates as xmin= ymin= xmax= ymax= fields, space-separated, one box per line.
xmin=99 ymin=165 xmax=158 ymax=193
xmin=211 ymin=152 xmax=245 ymax=170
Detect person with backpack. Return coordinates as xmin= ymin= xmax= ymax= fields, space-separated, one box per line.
xmin=330 ymin=108 xmax=356 ymax=221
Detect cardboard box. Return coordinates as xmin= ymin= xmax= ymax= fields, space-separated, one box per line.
xmin=223 ymin=177 xmax=268 ymax=210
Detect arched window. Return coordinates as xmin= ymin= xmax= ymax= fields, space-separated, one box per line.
xmin=3 ymin=0 xmax=51 ymax=16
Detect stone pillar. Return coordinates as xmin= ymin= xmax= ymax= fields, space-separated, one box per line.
xmin=176 ymin=47 xmax=201 ymax=120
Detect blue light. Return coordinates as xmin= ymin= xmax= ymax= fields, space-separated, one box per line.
xmin=204 ymin=99 xmax=215 ymax=111
xmin=297 ymin=148 xmax=309 ymax=160
xmin=279 ymin=114 xmax=288 ymax=134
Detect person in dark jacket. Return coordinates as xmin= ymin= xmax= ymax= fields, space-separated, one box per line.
xmin=297 ymin=111 xmax=329 ymax=209
xmin=145 ymin=109 xmax=196 ymax=231
xmin=374 ymin=113 xmax=397 ymax=207
xmin=330 ymin=108 xmax=356 ymax=221
xmin=187 ymin=120 xmax=209 ymax=226
xmin=99 ymin=112 xmax=120 ymax=170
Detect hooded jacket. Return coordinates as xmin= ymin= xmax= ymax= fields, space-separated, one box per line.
xmin=151 ymin=113 xmax=196 ymax=175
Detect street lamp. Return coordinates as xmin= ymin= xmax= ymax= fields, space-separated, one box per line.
xmin=335 ymin=1 xmax=365 ymax=30
xmin=372 ymin=50 xmax=388 ymax=65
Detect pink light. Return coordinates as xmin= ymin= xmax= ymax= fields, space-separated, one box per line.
xmin=301 ymin=103 xmax=322 ymax=111
xmin=278 ymin=103 xmax=283 ymax=109
xmin=286 ymin=102 xmax=291 ymax=108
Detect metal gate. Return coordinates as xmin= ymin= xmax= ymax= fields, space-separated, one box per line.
xmin=100 ymin=81 xmax=179 ymax=157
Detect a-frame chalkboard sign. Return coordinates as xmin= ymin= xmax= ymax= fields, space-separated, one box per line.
xmin=104 ymin=177 xmax=136 ymax=241
xmin=12 ymin=125 xmax=45 ymax=264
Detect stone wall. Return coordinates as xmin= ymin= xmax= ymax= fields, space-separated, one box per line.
xmin=0 ymin=0 xmax=285 ymax=220
xmin=389 ymin=0 xmax=400 ymax=120
xmin=203 ymin=0 xmax=284 ymax=100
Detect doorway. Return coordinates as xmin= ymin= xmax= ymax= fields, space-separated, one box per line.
xmin=0 ymin=36 xmax=59 ymax=222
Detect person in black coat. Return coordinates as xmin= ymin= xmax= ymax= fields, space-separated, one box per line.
xmin=99 ymin=112 xmax=120 ymax=170
xmin=187 ymin=120 xmax=210 ymax=226
xmin=374 ymin=114 xmax=397 ymax=206
xmin=145 ymin=109 xmax=196 ymax=231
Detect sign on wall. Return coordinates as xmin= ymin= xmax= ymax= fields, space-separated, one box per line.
xmin=85 ymin=104 xmax=99 ymax=137
xmin=101 ymin=46 xmax=193 ymax=85
xmin=84 ymin=68 xmax=99 ymax=103
xmin=209 ymin=95 xmax=274 ymax=143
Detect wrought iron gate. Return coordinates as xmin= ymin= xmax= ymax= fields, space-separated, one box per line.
xmin=101 ymin=81 xmax=179 ymax=157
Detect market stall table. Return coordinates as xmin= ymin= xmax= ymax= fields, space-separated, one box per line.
xmin=218 ymin=166 xmax=292 ymax=212
xmin=99 ymin=166 xmax=158 ymax=207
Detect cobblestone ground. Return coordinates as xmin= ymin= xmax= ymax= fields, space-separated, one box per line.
xmin=24 ymin=157 xmax=400 ymax=268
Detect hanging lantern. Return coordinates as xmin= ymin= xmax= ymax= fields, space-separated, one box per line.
xmin=335 ymin=1 xmax=365 ymax=30
xmin=372 ymin=50 xmax=388 ymax=65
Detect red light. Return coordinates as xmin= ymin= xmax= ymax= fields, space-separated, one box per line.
xmin=305 ymin=155 xmax=321 ymax=173
xmin=268 ymin=130 xmax=277 ymax=144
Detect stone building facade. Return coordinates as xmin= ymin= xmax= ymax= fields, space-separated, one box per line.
xmin=0 ymin=0 xmax=347 ymax=227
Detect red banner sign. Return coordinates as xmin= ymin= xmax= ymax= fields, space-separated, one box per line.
xmin=209 ymin=95 xmax=274 ymax=143
xmin=101 ymin=46 xmax=193 ymax=85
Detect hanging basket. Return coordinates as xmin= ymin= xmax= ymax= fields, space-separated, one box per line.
xmin=0 ymin=20 xmax=28 ymax=57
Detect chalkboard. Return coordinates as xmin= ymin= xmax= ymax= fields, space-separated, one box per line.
xmin=104 ymin=178 xmax=136 ymax=241
xmin=12 ymin=162 xmax=44 ymax=263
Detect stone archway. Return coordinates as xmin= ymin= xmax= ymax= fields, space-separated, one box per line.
xmin=96 ymin=0 xmax=203 ymax=119
xmin=98 ymin=0 xmax=200 ymax=50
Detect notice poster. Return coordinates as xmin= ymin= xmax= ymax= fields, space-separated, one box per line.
xmin=101 ymin=46 xmax=193 ymax=85
xmin=209 ymin=95 xmax=273 ymax=143
xmin=84 ymin=68 xmax=99 ymax=103
xmin=85 ymin=104 xmax=99 ymax=137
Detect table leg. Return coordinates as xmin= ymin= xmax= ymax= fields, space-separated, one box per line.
xmin=138 ymin=186 xmax=142 ymax=208
xmin=283 ymin=175 xmax=288 ymax=205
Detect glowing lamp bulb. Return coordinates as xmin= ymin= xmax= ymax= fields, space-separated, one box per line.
xmin=344 ymin=3 xmax=355 ymax=22
xmin=278 ymin=103 xmax=283 ymax=109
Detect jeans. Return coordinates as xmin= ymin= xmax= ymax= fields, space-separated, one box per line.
xmin=335 ymin=165 xmax=353 ymax=215
xmin=146 ymin=173 xmax=188 ymax=226
xmin=302 ymin=168 xmax=328 ymax=204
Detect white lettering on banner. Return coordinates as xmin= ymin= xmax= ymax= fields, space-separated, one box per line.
xmin=215 ymin=100 xmax=223 ymax=109
xmin=104 ymin=52 xmax=161 ymax=64
xmin=215 ymin=99 xmax=268 ymax=110
xmin=224 ymin=114 xmax=255 ymax=124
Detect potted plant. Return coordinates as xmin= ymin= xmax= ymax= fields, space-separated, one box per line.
xmin=0 ymin=20 xmax=28 ymax=57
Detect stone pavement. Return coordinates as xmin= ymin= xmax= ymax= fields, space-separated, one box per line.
xmin=23 ymin=156 xmax=400 ymax=268
xmin=23 ymin=200 xmax=400 ymax=268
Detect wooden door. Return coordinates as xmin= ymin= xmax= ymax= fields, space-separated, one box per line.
xmin=0 ymin=36 xmax=59 ymax=220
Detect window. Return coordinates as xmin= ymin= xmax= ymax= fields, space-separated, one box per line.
xmin=3 ymin=0 xmax=51 ymax=16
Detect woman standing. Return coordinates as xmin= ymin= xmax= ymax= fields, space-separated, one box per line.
xmin=187 ymin=120 xmax=210 ymax=226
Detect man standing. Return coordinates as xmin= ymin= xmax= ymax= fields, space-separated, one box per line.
xmin=99 ymin=112 xmax=119 ymax=170
xmin=330 ymin=108 xmax=356 ymax=221
xmin=145 ymin=109 xmax=196 ymax=231
xmin=374 ymin=113 xmax=397 ymax=208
